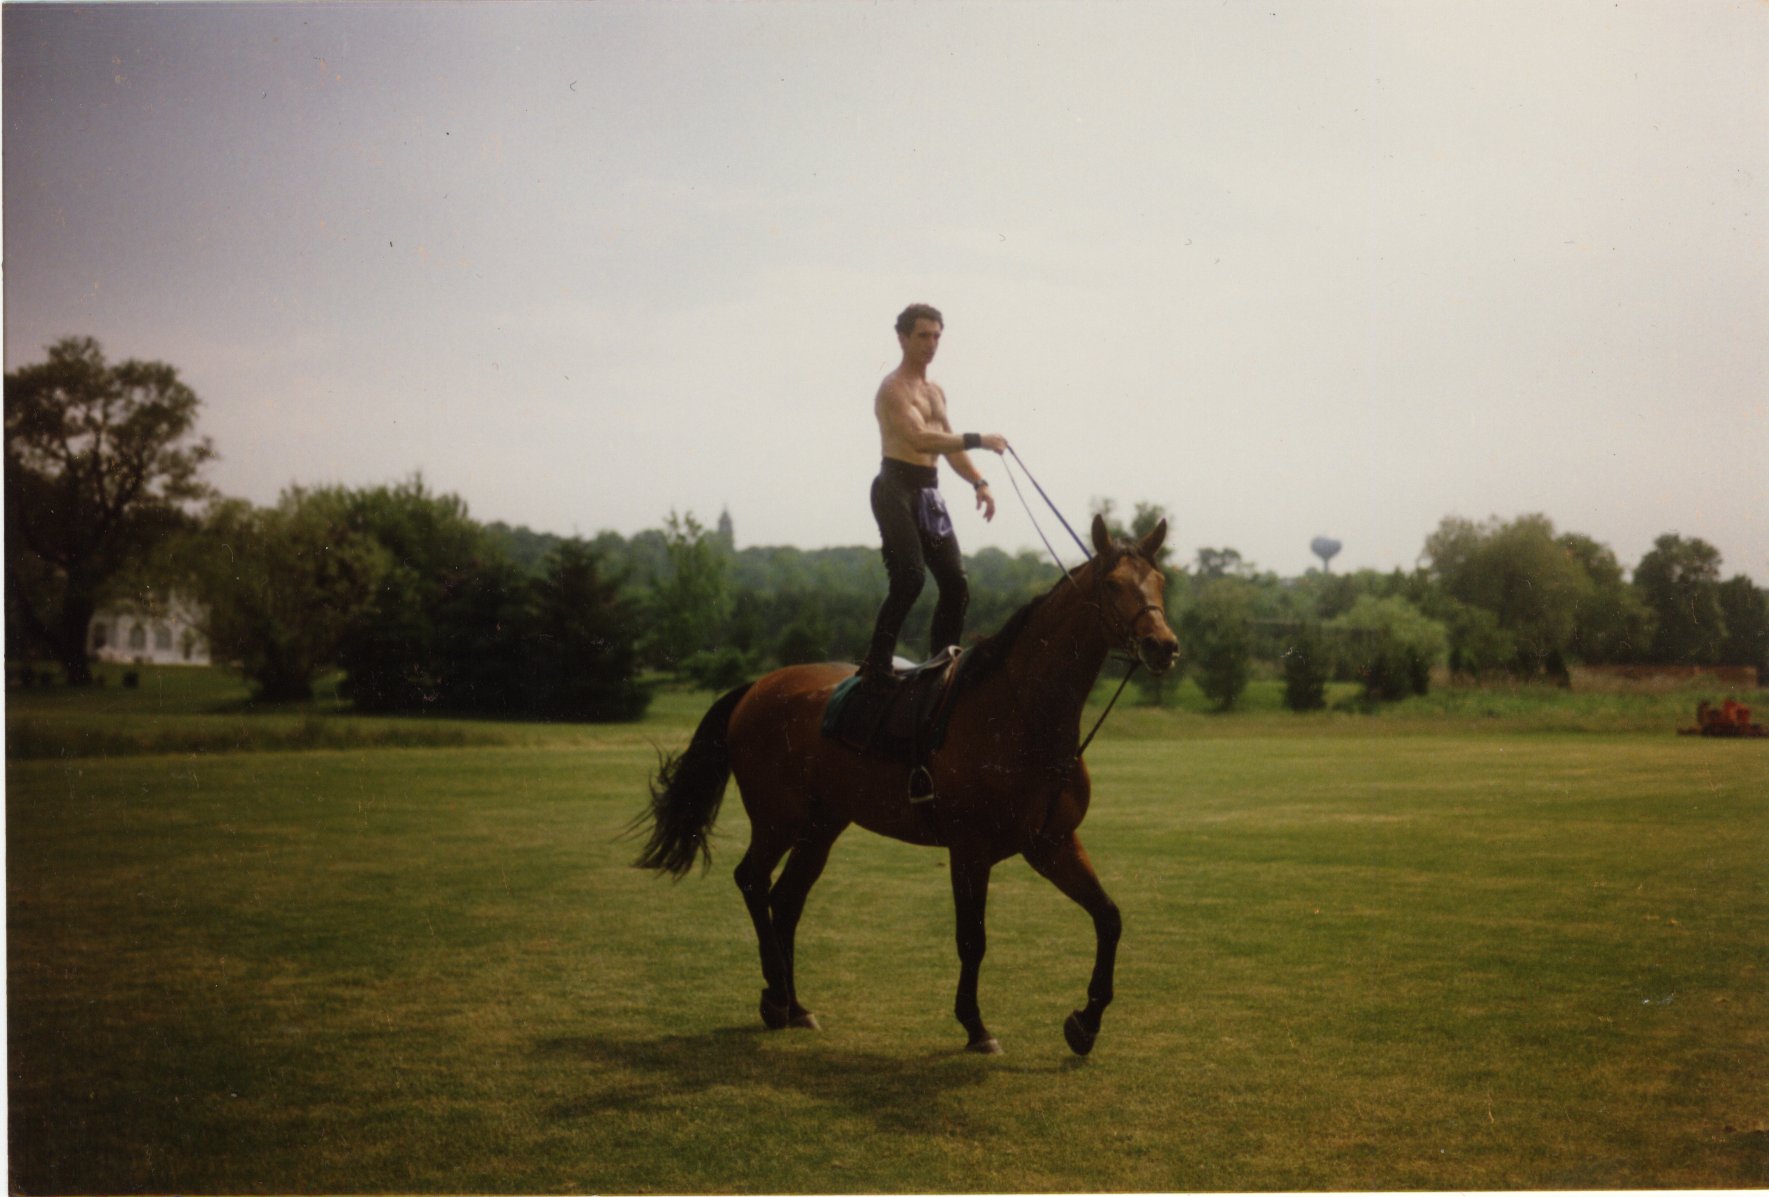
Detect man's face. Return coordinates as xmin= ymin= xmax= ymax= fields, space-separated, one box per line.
xmin=899 ymin=318 xmax=942 ymax=365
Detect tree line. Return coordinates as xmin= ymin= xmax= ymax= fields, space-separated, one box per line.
xmin=7 ymin=337 xmax=1767 ymax=718
xmin=1156 ymin=513 xmax=1769 ymax=712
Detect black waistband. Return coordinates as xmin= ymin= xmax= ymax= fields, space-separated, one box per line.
xmin=879 ymin=457 xmax=940 ymax=489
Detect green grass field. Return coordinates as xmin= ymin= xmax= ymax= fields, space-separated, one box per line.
xmin=7 ymin=666 xmax=1767 ymax=1192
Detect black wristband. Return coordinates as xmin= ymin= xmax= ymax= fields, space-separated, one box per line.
xmin=973 ymin=478 xmax=989 ymax=491
xmin=962 ymin=432 xmax=982 ymax=451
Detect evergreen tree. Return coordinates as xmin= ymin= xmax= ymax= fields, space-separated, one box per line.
xmin=645 ymin=510 xmax=731 ymax=669
xmin=524 ymin=541 xmax=650 ymax=721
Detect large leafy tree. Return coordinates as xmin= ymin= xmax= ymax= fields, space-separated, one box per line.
xmin=1194 ymin=546 xmax=1247 ymax=580
xmin=333 ymin=475 xmax=516 ymax=713
xmin=1634 ymin=533 xmax=1727 ymax=665
xmin=4 ymin=337 xmax=215 ymax=683
xmin=196 ymin=489 xmax=390 ymax=701
xmin=1557 ymin=532 xmax=1655 ymax=665
xmin=1716 ymin=576 xmax=1769 ymax=677
xmin=1424 ymin=514 xmax=1589 ymax=676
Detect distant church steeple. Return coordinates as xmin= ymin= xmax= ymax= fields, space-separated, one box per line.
xmin=716 ymin=506 xmax=735 ymax=551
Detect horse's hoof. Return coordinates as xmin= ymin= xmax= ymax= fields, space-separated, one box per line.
xmin=966 ymin=1035 xmax=1003 ymax=1055
xmin=760 ymin=992 xmax=791 ymax=1031
xmin=788 ymin=1010 xmax=821 ymax=1031
xmin=1063 ymin=1010 xmax=1097 ymax=1056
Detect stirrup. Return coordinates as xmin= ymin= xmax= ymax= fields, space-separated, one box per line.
xmin=908 ymin=765 xmax=936 ymax=804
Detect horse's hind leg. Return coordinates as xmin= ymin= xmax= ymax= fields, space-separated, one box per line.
xmin=734 ymin=827 xmax=795 ymax=1029
xmin=766 ymin=813 xmax=849 ymax=1030
xmin=1025 ymin=832 xmax=1121 ymax=1056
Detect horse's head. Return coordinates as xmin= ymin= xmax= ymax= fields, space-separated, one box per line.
xmin=1088 ymin=513 xmax=1181 ymax=675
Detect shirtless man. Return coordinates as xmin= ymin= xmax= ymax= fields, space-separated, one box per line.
xmin=859 ymin=303 xmax=1009 ymax=681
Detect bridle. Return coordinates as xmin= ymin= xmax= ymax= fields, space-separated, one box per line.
xmin=1094 ymin=557 xmax=1167 ymax=662
xmin=1074 ymin=550 xmax=1163 ymax=760
xmin=999 ymin=445 xmax=1173 ymax=764
xmin=1003 ymin=446 xmax=1167 ymax=656
xmin=1028 ymin=551 xmax=1161 ymax=843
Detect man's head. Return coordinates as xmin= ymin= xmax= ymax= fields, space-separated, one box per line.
xmin=895 ymin=303 xmax=943 ymax=365
xmin=895 ymin=303 xmax=943 ymax=336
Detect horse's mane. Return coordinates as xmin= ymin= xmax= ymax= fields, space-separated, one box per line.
xmin=960 ymin=590 xmax=1051 ymax=686
xmin=960 ymin=548 xmax=1123 ymax=686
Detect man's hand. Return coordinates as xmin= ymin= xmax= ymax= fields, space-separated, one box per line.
xmin=976 ymin=483 xmax=996 ymax=522
xmin=979 ymin=433 xmax=1009 ymax=454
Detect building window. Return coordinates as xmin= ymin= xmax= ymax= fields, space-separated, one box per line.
xmin=154 ymin=624 xmax=173 ymax=651
xmin=91 ymin=623 xmax=110 ymax=650
xmin=129 ymin=624 xmax=147 ymax=651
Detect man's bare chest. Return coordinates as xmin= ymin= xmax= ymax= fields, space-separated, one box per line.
xmin=905 ymin=382 xmax=946 ymax=423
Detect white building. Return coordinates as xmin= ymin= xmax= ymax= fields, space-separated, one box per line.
xmin=87 ymin=594 xmax=211 ymax=666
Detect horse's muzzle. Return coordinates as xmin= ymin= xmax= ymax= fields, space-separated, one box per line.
xmin=1138 ymin=635 xmax=1180 ymax=675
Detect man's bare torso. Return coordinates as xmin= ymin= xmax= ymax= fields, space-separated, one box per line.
xmin=875 ymin=370 xmax=949 ymax=468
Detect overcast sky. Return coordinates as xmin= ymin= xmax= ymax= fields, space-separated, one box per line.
xmin=5 ymin=1 xmax=1766 ymax=583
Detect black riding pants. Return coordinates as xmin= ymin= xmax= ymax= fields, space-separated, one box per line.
xmin=867 ymin=458 xmax=969 ymax=665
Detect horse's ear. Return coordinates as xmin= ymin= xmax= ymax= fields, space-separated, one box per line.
xmin=1091 ymin=513 xmax=1112 ymax=556
xmin=1139 ymin=518 xmax=1168 ymax=562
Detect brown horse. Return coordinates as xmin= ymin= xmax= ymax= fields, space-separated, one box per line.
xmin=635 ymin=513 xmax=1179 ymax=1055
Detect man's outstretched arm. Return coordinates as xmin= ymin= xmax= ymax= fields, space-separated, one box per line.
xmin=878 ymin=381 xmax=1003 ymax=457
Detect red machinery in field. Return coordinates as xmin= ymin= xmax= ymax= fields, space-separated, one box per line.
xmin=1680 ymin=699 xmax=1767 ymax=738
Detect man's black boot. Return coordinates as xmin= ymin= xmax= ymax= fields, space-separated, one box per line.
xmin=857 ymin=648 xmax=897 ymax=688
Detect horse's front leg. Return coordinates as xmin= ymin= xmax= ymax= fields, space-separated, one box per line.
xmin=1025 ymin=831 xmax=1121 ymax=1056
xmin=949 ymin=846 xmax=1001 ymax=1054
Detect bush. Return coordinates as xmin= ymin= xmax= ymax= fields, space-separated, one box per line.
xmin=1282 ymin=624 xmax=1329 ymax=711
xmin=1133 ymin=661 xmax=1185 ymax=707
xmin=679 ymin=646 xmax=756 ymax=692
xmin=1440 ymin=600 xmax=1515 ymax=681
xmin=1179 ymin=579 xmax=1254 ymax=711
xmin=775 ymin=615 xmax=831 ymax=666
xmin=1331 ymin=596 xmax=1448 ymax=703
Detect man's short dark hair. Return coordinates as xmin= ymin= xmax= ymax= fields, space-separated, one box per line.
xmin=895 ymin=303 xmax=943 ymax=336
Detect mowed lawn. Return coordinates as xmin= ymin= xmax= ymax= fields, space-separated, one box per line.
xmin=7 ymin=679 xmax=1768 ymax=1192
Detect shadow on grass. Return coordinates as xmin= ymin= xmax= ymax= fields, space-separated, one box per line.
xmin=536 ymin=1025 xmax=1071 ymax=1134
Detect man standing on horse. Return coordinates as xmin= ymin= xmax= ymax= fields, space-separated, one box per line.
xmin=858 ymin=303 xmax=1009 ymax=682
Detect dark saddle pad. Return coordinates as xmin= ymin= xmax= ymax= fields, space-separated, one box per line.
xmin=821 ymin=646 xmax=967 ymax=767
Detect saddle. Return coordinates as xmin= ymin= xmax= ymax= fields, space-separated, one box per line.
xmin=821 ymin=647 xmax=968 ymax=801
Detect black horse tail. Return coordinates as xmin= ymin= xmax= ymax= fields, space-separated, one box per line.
xmin=634 ymin=683 xmax=755 ymax=878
